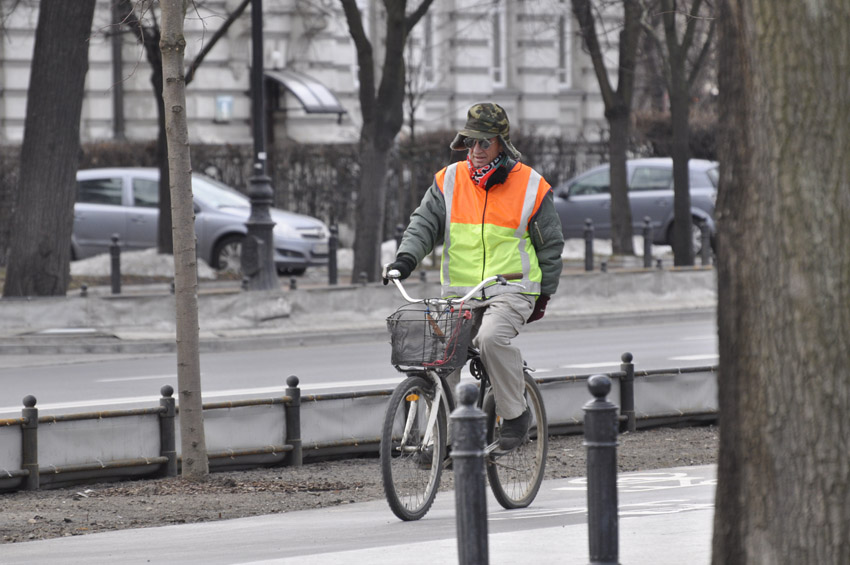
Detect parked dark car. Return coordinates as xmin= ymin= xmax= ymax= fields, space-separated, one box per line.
xmin=73 ymin=168 xmax=330 ymax=275
xmin=553 ymin=158 xmax=718 ymax=252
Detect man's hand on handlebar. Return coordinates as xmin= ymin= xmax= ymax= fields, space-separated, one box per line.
xmin=382 ymin=253 xmax=416 ymax=285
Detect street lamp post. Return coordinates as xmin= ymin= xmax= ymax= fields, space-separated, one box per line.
xmin=243 ymin=0 xmax=279 ymax=291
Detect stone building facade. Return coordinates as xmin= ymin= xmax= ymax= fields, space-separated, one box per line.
xmin=0 ymin=0 xmax=616 ymax=148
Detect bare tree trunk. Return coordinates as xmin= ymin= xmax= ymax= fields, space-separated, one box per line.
xmin=607 ymin=110 xmax=633 ymax=254
xmin=342 ymin=0 xmax=434 ymax=283
xmin=648 ymin=0 xmax=716 ymax=267
xmin=713 ymin=1 xmax=850 ymax=562
xmin=2 ymin=0 xmax=96 ymax=297
xmin=160 ymin=0 xmax=208 ymax=479
xmin=572 ymin=0 xmax=641 ymax=256
xmin=352 ymin=143 xmax=390 ymax=281
xmin=669 ymin=84 xmax=694 ymax=265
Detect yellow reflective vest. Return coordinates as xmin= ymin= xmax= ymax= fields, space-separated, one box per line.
xmin=435 ymin=161 xmax=551 ymax=298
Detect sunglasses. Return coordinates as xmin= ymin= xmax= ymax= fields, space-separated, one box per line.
xmin=463 ymin=137 xmax=497 ymax=150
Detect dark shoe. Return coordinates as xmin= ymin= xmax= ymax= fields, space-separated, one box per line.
xmin=498 ymin=409 xmax=530 ymax=451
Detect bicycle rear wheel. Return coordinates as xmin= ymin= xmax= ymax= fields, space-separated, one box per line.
xmin=485 ymin=372 xmax=548 ymax=509
xmin=380 ymin=375 xmax=447 ymax=521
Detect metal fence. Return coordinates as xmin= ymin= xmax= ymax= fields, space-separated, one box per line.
xmin=0 ymin=355 xmax=717 ymax=493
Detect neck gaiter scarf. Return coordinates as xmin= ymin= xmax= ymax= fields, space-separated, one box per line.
xmin=467 ymin=152 xmax=506 ymax=189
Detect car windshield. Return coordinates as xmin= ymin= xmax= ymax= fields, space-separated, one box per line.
xmin=191 ymin=175 xmax=250 ymax=208
xmin=568 ymin=169 xmax=609 ymax=196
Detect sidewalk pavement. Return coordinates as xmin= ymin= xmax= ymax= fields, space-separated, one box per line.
xmin=0 ymin=465 xmax=717 ymax=565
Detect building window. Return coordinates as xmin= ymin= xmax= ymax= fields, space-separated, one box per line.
xmin=491 ymin=0 xmax=507 ymax=87
xmin=558 ymin=0 xmax=572 ymax=88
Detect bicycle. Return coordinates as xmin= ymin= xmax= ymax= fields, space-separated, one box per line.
xmin=380 ymin=272 xmax=549 ymax=521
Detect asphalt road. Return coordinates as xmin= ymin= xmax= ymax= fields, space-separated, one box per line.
xmin=0 ymin=318 xmax=716 ymax=417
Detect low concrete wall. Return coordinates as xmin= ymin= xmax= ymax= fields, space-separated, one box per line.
xmin=0 ymin=268 xmax=716 ymax=336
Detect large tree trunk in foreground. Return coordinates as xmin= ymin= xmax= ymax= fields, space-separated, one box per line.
xmin=2 ymin=0 xmax=96 ymax=297
xmin=713 ymin=1 xmax=850 ymax=563
xmin=160 ymin=0 xmax=208 ymax=479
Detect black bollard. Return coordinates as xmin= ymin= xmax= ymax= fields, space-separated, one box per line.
xmin=584 ymin=374 xmax=619 ymax=565
xmin=285 ymin=375 xmax=303 ymax=467
xmin=642 ymin=217 xmax=653 ymax=269
xmin=328 ymin=224 xmax=338 ymax=285
xmin=619 ymin=352 xmax=636 ymax=433
xmin=110 ymin=234 xmax=121 ymax=294
xmin=584 ymin=218 xmax=594 ymax=272
xmin=452 ymin=382 xmax=489 ymax=565
xmin=159 ymin=386 xmax=177 ymax=477
xmin=699 ymin=220 xmax=712 ymax=266
xmin=21 ymin=395 xmax=38 ymax=490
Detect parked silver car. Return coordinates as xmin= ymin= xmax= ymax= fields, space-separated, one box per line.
xmin=73 ymin=168 xmax=330 ymax=275
xmin=553 ymin=158 xmax=718 ymax=251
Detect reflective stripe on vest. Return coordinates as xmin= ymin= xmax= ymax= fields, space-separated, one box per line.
xmin=438 ymin=161 xmax=546 ymax=299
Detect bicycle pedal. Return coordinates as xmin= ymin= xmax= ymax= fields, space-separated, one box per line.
xmin=485 ymin=442 xmax=506 ymax=456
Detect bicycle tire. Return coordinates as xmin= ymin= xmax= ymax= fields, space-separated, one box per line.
xmin=485 ymin=372 xmax=548 ymax=509
xmin=380 ymin=375 xmax=447 ymax=521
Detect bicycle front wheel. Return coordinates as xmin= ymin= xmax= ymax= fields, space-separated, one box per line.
xmin=485 ymin=372 xmax=548 ymax=509
xmin=380 ymin=375 xmax=447 ymax=521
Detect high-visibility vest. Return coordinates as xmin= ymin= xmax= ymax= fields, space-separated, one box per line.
xmin=436 ymin=161 xmax=550 ymax=298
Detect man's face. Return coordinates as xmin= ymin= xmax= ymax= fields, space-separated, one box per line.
xmin=467 ymin=136 xmax=501 ymax=168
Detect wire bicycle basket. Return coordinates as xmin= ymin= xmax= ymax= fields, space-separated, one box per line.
xmin=387 ymin=303 xmax=474 ymax=372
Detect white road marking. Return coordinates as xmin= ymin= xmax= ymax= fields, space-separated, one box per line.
xmin=561 ymin=362 xmax=621 ymax=369
xmin=0 ymin=378 xmax=404 ymax=414
xmin=98 ymin=375 xmax=177 ymax=383
xmin=668 ymin=354 xmax=718 ymax=361
xmin=556 ymin=471 xmax=717 ymax=493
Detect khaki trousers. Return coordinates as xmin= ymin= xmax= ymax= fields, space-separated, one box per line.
xmin=446 ymin=293 xmax=535 ymax=420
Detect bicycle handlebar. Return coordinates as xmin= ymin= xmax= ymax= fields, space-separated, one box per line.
xmin=387 ymin=270 xmax=524 ymax=304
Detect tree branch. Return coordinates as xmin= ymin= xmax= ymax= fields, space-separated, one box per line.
xmin=340 ymin=0 xmax=375 ymax=129
xmin=185 ymin=0 xmax=250 ymax=85
xmin=405 ymin=0 xmax=435 ymax=33
xmin=687 ymin=16 xmax=715 ymax=89
xmin=571 ymin=0 xmax=615 ymax=108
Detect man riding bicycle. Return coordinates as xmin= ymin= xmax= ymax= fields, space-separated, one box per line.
xmin=383 ymin=102 xmax=564 ymax=451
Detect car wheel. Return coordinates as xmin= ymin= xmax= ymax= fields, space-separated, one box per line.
xmin=212 ymin=234 xmax=244 ymax=273
xmin=691 ymin=222 xmax=704 ymax=255
xmin=666 ymin=218 xmax=710 ymax=256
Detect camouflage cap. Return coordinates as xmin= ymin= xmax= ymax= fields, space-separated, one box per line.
xmin=450 ymin=102 xmax=521 ymax=160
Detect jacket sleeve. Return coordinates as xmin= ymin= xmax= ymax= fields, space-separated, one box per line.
xmin=397 ymin=180 xmax=446 ymax=265
xmin=530 ymin=190 xmax=565 ymax=296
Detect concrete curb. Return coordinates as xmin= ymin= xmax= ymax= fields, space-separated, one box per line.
xmin=0 ymin=268 xmax=717 ymax=355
